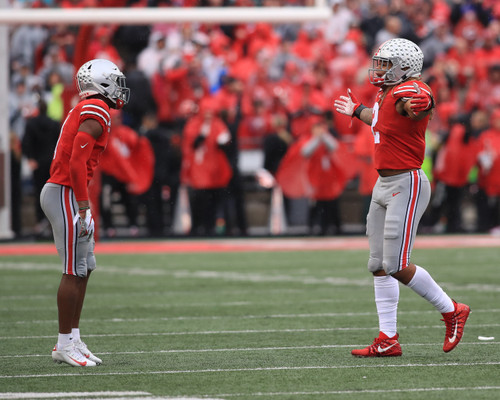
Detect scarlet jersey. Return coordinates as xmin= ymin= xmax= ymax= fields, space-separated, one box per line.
xmin=371 ymin=80 xmax=432 ymax=170
xmin=48 ymin=99 xmax=111 ymax=189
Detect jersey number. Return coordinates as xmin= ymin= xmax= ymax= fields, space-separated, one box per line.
xmin=371 ymin=103 xmax=380 ymax=144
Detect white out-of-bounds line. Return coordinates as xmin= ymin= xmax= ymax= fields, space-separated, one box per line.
xmin=3 ymin=308 xmax=500 ymax=326
xmin=2 ymin=362 xmax=500 ymax=379
xmin=217 ymin=386 xmax=500 ymax=397
xmin=0 ymin=392 xmax=150 ymax=399
xmin=1 ymin=342 xmax=498 ymax=359
xmin=2 ymin=323 xmax=500 ymax=340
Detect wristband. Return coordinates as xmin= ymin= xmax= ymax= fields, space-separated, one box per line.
xmin=79 ymin=206 xmax=90 ymax=211
xmin=353 ymin=105 xmax=367 ymax=119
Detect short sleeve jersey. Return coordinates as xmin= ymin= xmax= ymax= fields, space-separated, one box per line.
xmin=371 ymin=80 xmax=432 ymax=170
xmin=48 ymin=98 xmax=111 ymax=188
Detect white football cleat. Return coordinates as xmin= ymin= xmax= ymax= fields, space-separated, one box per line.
xmin=73 ymin=340 xmax=102 ymax=365
xmin=52 ymin=342 xmax=97 ymax=367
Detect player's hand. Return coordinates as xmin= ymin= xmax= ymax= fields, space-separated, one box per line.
xmin=409 ymin=93 xmax=432 ymax=113
xmin=334 ymin=88 xmax=361 ymax=117
xmin=74 ymin=209 xmax=95 ymax=239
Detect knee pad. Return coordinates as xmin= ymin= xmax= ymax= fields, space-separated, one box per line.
xmin=368 ymin=257 xmax=383 ymax=273
xmin=382 ymin=257 xmax=400 ymax=275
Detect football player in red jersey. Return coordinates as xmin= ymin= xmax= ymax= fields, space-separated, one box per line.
xmin=334 ymin=39 xmax=470 ymax=357
xmin=40 ymin=59 xmax=129 ymax=367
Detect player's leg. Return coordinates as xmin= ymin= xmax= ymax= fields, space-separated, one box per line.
xmin=41 ymin=184 xmax=97 ymax=366
xmin=352 ymin=178 xmax=402 ymax=357
xmin=386 ymin=170 xmax=470 ymax=352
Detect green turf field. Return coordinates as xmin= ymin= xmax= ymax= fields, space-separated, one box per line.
xmin=1 ymin=246 xmax=499 ymax=399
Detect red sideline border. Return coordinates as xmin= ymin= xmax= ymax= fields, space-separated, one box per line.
xmin=0 ymin=235 xmax=499 ymax=256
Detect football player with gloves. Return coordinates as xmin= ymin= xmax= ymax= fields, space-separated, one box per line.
xmin=41 ymin=59 xmax=129 ymax=367
xmin=334 ymin=39 xmax=469 ymax=357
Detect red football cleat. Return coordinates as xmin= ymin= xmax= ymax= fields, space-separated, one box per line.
xmin=441 ymin=300 xmax=470 ymax=353
xmin=352 ymin=332 xmax=402 ymax=357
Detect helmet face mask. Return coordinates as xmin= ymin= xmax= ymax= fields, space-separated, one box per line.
xmin=76 ymin=59 xmax=130 ymax=109
xmin=368 ymin=39 xmax=424 ymax=87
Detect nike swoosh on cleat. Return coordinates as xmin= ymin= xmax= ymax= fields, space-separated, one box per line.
xmin=69 ymin=356 xmax=87 ymax=366
xmin=448 ymin=323 xmax=459 ymax=344
xmin=377 ymin=343 xmax=397 ymax=353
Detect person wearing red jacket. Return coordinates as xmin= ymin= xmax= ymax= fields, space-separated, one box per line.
xmin=476 ymin=108 xmax=500 ymax=232
xmin=334 ymin=38 xmax=469 ymax=358
xmin=300 ymin=118 xmax=346 ymax=235
xmin=40 ymin=59 xmax=129 ymax=367
xmin=181 ymin=97 xmax=232 ymax=236
xmin=431 ymin=112 xmax=484 ymax=233
xmin=276 ymin=115 xmax=350 ymax=235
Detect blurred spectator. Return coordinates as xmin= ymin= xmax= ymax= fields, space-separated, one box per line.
xmin=373 ymin=15 xmax=403 ymax=50
xmin=263 ymin=114 xmax=293 ymax=176
xmin=141 ymin=112 xmax=181 ymax=237
xmin=465 ymin=63 xmax=500 ymax=113
xmin=420 ymin=19 xmax=455 ymax=69
xmin=10 ymin=132 xmax=22 ymax=238
xmin=121 ymin=60 xmax=157 ymax=131
xmin=475 ymin=108 xmax=500 ymax=232
xmin=263 ymin=114 xmax=294 ymax=221
xmin=37 ymin=44 xmax=74 ymax=86
xmin=472 ymin=27 xmax=500 ymax=81
xmin=9 ymin=79 xmax=38 ymax=140
xmin=430 ymin=111 xmax=483 ymax=233
xmin=87 ymin=26 xmax=123 ymax=69
xmin=21 ymin=100 xmax=60 ymax=236
xmin=287 ymin=72 xmax=328 ymax=138
xmin=45 ymin=70 xmax=65 ymax=122
xmin=321 ymin=0 xmax=355 ymax=46
xmin=10 ymin=24 xmax=48 ymax=71
xmin=276 ymin=117 xmax=347 ymax=235
xmin=360 ymin=0 xmax=391 ymax=54
xmin=137 ymin=31 xmax=168 ymax=79
xmin=181 ymin=97 xmax=233 ymax=236
xmin=216 ymin=76 xmax=248 ymax=236
xmin=99 ymin=110 xmax=155 ymax=238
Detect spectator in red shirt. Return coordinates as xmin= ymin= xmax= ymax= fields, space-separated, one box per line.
xmin=181 ymin=97 xmax=233 ymax=236
xmin=475 ymin=108 xmax=500 ymax=232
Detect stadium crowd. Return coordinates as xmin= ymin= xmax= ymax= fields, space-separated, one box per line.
xmin=8 ymin=0 xmax=500 ymax=238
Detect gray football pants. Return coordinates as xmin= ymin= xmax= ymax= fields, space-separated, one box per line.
xmin=40 ymin=183 xmax=96 ymax=277
xmin=366 ymin=169 xmax=431 ymax=275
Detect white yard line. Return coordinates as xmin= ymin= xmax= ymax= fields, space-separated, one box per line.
xmin=216 ymin=386 xmax=500 ymax=397
xmin=2 ymin=323 xmax=500 ymax=340
xmin=1 ymin=362 xmax=500 ymax=379
xmin=1 ymin=342 xmax=498 ymax=359
xmin=0 ymin=392 xmax=150 ymax=399
xmin=2 ymin=309 xmax=499 ymax=326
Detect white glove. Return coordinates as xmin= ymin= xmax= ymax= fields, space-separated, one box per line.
xmin=73 ymin=209 xmax=95 ymax=239
xmin=334 ymin=88 xmax=359 ymax=117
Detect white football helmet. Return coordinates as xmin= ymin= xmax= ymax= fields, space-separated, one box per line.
xmin=369 ymin=38 xmax=424 ymax=87
xmin=76 ymin=59 xmax=130 ymax=109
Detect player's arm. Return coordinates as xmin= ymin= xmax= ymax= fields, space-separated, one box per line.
xmin=394 ymin=83 xmax=434 ymax=121
xmin=334 ymin=89 xmax=373 ymax=126
xmin=70 ymin=119 xmax=103 ymax=218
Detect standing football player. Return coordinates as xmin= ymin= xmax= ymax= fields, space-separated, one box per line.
xmin=334 ymin=39 xmax=470 ymax=357
xmin=40 ymin=59 xmax=129 ymax=366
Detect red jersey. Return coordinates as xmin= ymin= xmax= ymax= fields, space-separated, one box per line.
xmin=371 ymin=80 xmax=432 ymax=170
xmin=48 ymin=98 xmax=111 ymax=198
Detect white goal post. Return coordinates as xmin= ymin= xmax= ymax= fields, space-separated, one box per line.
xmin=0 ymin=1 xmax=332 ymax=239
